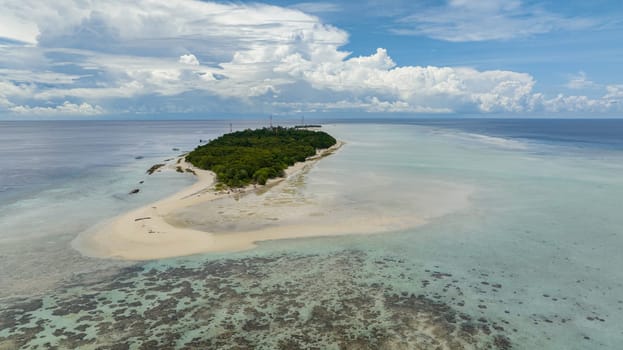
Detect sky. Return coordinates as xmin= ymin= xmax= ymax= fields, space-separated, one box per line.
xmin=0 ymin=0 xmax=622 ymax=119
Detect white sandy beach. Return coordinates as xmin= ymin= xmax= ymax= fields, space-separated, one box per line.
xmin=74 ymin=141 xmax=403 ymax=260
xmin=73 ymin=138 xmax=472 ymax=261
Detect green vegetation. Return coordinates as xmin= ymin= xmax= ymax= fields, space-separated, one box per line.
xmin=186 ymin=127 xmax=336 ymax=187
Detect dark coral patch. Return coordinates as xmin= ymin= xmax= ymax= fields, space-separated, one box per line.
xmin=0 ymin=252 xmax=513 ymax=349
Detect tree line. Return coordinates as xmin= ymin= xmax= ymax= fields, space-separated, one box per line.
xmin=186 ymin=127 xmax=337 ymax=187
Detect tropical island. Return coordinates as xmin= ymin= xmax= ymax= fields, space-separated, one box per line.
xmin=73 ymin=127 xmax=350 ymax=260
xmin=186 ymin=127 xmax=337 ymax=187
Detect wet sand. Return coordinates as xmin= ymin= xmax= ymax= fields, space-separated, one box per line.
xmin=73 ymin=142 xmax=409 ymax=260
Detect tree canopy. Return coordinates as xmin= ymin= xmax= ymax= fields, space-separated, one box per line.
xmin=186 ymin=127 xmax=337 ymax=187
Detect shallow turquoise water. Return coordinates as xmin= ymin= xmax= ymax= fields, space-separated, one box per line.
xmin=1 ymin=121 xmax=622 ymax=349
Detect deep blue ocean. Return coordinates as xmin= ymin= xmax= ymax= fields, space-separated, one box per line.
xmin=334 ymin=118 xmax=623 ymax=149
xmin=409 ymin=118 xmax=623 ymax=149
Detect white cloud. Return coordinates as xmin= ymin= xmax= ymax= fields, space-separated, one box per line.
xmin=271 ymin=98 xmax=453 ymax=114
xmin=545 ymin=95 xmax=603 ymax=112
xmin=566 ymin=71 xmax=597 ymax=90
xmin=0 ymin=0 xmax=619 ymax=117
xmin=605 ymin=85 xmax=623 ymax=99
xmin=35 ymin=80 xmax=146 ymax=100
xmin=275 ymin=48 xmax=536 ymax=113
xmin=527 ymin=91 xmax=621 ymax=113
xmin=0 ymin=68 xmax=82 ymax=85
xmin=0 ymin=80 xmax=35 ymax=107
xmin=178 ymin=54 xmax=199 ymax=66
xmin=0 ymin=12 xmax=39 ymax=44
xmin=394 ymin=0 xmax=595 ymax=42
xmin=10 ymin=101 xmax=104 ymax=115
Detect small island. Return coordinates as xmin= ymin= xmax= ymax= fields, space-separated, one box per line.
xmin=73 ymin=127 xmax=346 ymax=260
xmin=186 ymin=127 xmax=337 ymax=187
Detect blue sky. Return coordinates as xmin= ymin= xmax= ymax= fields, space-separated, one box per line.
xmin=0 ymin=0 xmax=622 ymax=119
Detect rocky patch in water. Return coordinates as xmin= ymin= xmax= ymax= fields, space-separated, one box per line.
xmin=0 ymin=251 xmax=514 ymax=349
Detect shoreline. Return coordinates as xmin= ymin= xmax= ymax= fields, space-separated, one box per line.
xmin=72 ymin=141 xmax=349 ymax=260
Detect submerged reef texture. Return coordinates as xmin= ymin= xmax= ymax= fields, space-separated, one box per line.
xmin=1 ymin=251 xmax=512 ymax=349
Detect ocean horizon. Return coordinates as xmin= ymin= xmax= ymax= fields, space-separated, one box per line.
xmin=1 ymin=118 xmax=622 ymax=349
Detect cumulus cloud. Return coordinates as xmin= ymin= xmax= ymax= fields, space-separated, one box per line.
xmin=0 ymin=0 xmax=619 ymax=117
xmin=179 ymin=54 xmax=199 ymax=66
xmin=393 ymin=0 xmax=595 ymax=42
xmin=527 ymin=92 xmax=620 ymax=113
xmin=605 ymin=85 xmax=623 ymax=100
xmin=274 ymin=48 xmax=537 ymax=113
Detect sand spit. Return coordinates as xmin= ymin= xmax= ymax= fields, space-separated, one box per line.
xmin=73 ymin=137 xmax=472 ymax=261
xmin=72 ymin=142 xmax=390 ymax=260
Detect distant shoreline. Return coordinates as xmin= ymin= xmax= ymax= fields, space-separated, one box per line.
xmin=72 ymin=141 xmax=347 ymax=260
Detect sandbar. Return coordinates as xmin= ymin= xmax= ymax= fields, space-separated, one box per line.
xmin=73 ymin=138 xmax=472 ymax=261
xmin=73 ymin=142 xmax=391 ymax=260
